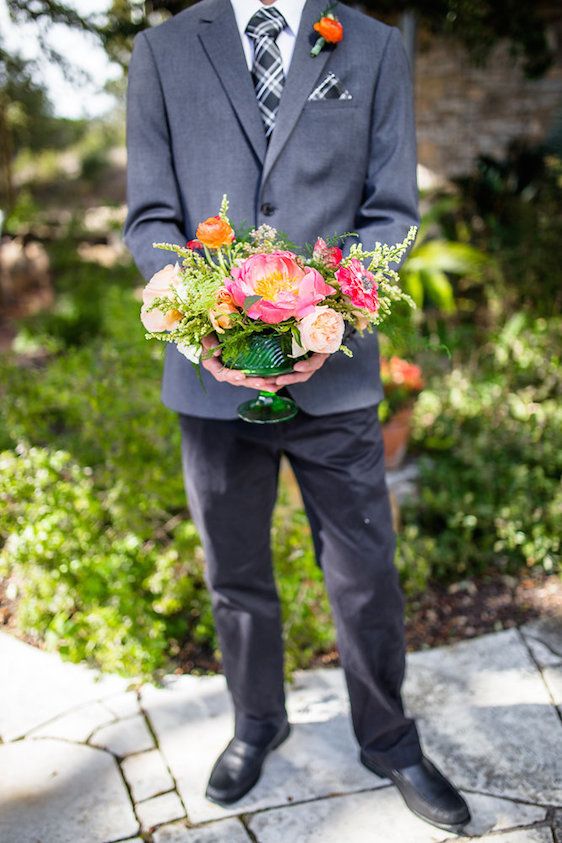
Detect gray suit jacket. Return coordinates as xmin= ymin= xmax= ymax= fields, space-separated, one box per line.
xmin=123 ymin=0 xmax=419 ymax=419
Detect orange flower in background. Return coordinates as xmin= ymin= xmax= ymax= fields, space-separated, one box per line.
xmin=196 ymin=215 xmax=235 ymax=249
xmin=313 ymin=16 xmax=343 ymax=44
xmin=381 ymin=356 xmax=424 ymax=392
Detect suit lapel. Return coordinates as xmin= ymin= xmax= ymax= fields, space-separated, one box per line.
xmin=198 ymin=0 xmax=267 ymax=164
xmin=197 ymin=0 xmax=334 ymax=181
xmin=261 ymin=0 xmax=332 ymax=185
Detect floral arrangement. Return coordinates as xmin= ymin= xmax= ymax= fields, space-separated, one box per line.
xmin=379 ymin=355 xmax=425 ymax=420
xmin=140 ymin=194 xmax=417 ymax=369
xmin=311 ymin=1 xmax=344 ymax=57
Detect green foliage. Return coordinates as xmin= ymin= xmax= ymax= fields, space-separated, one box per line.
xmin=0 ymin=446 xmax=178 ymax=675
xmin=395 ymin=315 xmax=561 ymax=589
xmin=365 ymin=0 xmax=554 ymax=78
xmin=401 ymin=196 xmax=493 ymax=316
xmin=454 ymin=148 xmax=562 ymax=315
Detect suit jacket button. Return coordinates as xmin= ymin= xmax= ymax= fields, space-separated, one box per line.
xmin=260 ymin=202 xmax=276 ymax=216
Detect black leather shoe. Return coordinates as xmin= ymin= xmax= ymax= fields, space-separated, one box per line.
xmin=361 ymin=751 xmax=471 ymax=831
xmin=205 ymin=719 xmax=291 ymax=804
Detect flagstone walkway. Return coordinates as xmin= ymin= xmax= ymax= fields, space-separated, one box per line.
xmin=0 ymin=618 xmax=560 ymax=843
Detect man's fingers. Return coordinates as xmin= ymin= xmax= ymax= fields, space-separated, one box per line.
xmin=202 ymin=356 xmax=281 ymax=390
xmin=274 ymin=372 xmax=313 ymax=386
xmin=292 ymin=353 xmax=330 ymax=373
xmin=201 ymin=333 xmax=221 ymax=357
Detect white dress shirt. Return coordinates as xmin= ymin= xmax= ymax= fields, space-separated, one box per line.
xmin=230 ymin=0 xmax=308 ymax=76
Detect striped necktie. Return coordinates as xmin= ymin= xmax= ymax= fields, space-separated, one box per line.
xmin=245 ymin=7 xmax=287 ymax=138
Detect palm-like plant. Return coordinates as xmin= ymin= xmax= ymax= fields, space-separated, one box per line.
xmin=401 ymin=198 xmax=492 ymax=314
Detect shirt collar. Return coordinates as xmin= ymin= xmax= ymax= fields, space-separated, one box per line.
xmin=230 ymin=0 xmax=307 ymax=38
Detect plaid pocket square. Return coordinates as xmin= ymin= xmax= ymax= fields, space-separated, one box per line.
xmin=308 ymin=72 xmax=353 ymax=101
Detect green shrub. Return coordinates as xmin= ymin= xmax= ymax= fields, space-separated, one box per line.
xmin=396 ymin=315 xmax=561 ymax=586
xmin=0 ymin=447 xmax=181 ymax=676
xmin=454 ymin=147 xmax=562 ymax=314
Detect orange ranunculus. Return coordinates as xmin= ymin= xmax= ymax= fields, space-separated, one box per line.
xmin=196 ymin=215 xmax=235 ymax=249
xmin=313 ymin=16 xmax=344 ymax=44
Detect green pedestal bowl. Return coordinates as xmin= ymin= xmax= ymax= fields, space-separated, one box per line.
xmin=222 ymin=332 xmax=301 ymax=423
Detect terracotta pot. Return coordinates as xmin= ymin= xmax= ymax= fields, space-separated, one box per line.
xmin=382 ymin=404 xmax=414 ymax=470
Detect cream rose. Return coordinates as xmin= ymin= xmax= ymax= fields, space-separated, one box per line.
xmin=142 ymin=262 xmax=182 ymax=306
xmin=177 ymin=342 xmax=202 ymax=363
xmin=298 ymin=306 xmax=345 ymax=354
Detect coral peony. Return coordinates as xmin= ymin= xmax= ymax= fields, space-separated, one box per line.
xmin=312 ymin=237 xmax=343 ymax=269
xmin=196 ymin=215 xmax=235 ymax=249
xmin=298 ymin=306 xmax=345 ymax=353
xmin=225 ymin=251 xmax=334 ymax=324
xmin=335 ymin=259 xmax=379 ymax=312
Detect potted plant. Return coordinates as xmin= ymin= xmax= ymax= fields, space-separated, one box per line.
xmin=379 ymin=356 xmax=424 ymax=469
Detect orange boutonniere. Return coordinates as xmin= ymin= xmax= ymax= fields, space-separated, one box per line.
xmin=311 ymin=1 xmax=343 ymax=57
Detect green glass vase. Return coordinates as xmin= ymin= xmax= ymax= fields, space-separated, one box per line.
xmin=223 ymin=332 xmax=301 ymax=423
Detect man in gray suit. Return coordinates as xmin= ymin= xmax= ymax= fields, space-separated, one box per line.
xmin=124 ymin=0 xmax=470 ymax=829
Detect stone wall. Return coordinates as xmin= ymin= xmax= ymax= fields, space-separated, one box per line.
xmin=412 ymin=24 xmax=562 ymax=178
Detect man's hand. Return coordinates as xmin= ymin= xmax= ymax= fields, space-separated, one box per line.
xmin=274 ymin=353 xmax=330 ymax=386
xmin=201 ymin=334 xmax=282 ymax=391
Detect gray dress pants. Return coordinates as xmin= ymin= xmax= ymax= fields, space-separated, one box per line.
xmin=178 ymin=402 xmax=423 ymax=768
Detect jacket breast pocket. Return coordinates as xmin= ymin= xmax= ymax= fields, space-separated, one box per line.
xmin=302 ymin=99 xmax=360 ymax=111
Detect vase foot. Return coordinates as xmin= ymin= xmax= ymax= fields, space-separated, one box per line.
xmin=237 ymin=391 xmax=298 ymax=424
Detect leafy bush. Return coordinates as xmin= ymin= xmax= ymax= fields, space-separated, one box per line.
xmin=454 ymin=146 xmax=562 ymax=314
xmin=395 ymin=315 xmax=561 ymax=588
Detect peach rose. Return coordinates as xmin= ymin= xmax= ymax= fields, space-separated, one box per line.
xmin=209 ymin=286 xmax=238 ymax=333
xmin=298 ymin=306 xmax=345 ymax=354
xmin=141 ymin=305 xmax=183 ymax=332
xmin=196 ymin=215 xmax=235 ymax=249
xmin=142 ymin=262 xmax=182 ymax=307
xmin=210 ymin=302 xmax=237 ymax=333
xmin=352 ymin=309 xmax=371 ymax=331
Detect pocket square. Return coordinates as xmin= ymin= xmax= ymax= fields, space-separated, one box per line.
xmin=308 ymin=72 xmax=353 ymax=101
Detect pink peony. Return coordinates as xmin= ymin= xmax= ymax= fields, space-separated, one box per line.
xmin=298 ymin=306 xmax=345 ymax=354
xmin=335 ymin=259 xmax=379 ymax=312
xmin=312 ymin=237 xmax=343 ymax=269
xmin=225 ymin=251 xmax=335 ymax=324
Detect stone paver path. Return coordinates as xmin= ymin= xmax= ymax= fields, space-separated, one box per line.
xmin=0 ymin=619 xmax=560 ymax=843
